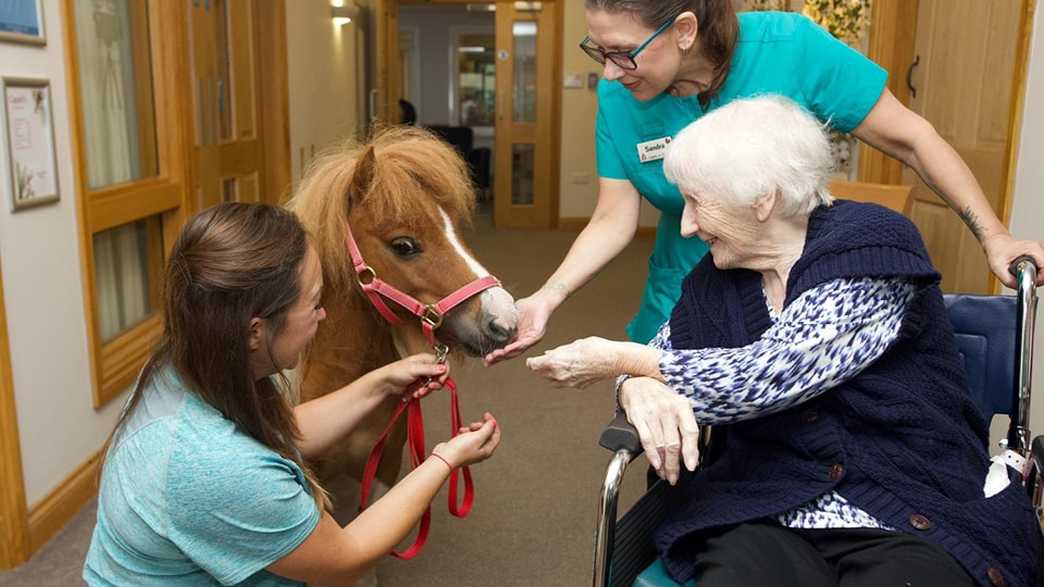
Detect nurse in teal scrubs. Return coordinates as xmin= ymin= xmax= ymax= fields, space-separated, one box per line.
xmin=485 ymin=0 xmax=1044 ymax=362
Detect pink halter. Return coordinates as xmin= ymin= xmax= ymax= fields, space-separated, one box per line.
xmin=344 ymin=221 xmax=501 ymax=351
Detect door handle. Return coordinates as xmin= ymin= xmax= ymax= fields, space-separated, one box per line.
xmin=369 ymin=88 xmax=379 ymax=122
xmin=906 ymin=55 xmax=920 ymax=99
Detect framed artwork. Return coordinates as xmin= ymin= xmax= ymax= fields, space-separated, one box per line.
xmin=0 ymin=0 xmax=45 ymax=46
xmin=3 ymin=77 xmax=59 ymax=211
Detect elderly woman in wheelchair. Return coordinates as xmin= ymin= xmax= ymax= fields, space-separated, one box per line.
xmin=528 ymin=95 xmax=1041 ymax=587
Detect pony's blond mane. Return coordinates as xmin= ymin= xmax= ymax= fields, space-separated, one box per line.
xmin=287 ymin=126 xmax=476 ymax=295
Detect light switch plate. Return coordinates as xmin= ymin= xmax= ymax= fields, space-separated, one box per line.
xmin=564 ymin=73 xmax=584 ymax=89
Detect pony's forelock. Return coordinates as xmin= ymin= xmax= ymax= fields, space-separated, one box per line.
xmin=287 ymin=126 xmax=476 ymax=295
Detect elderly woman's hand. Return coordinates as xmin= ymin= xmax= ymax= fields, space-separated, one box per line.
xmin=525 ymin=336 xmax=628 ymax=388
xmin=619 ymin=377 xmax=700 ymax=486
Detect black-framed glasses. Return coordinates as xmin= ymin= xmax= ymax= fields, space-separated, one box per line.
xmin=579 ymin=19 xmax=674 ymax=71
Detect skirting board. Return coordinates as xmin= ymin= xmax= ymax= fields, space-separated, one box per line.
xmin=558 ymin=217 xmax=657 ymax=237
xmin=27 ymin=450 xmax=100 ymax=554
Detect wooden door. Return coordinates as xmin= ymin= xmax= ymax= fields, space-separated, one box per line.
xmin=494 ymin=1 xmax=555 ymax=228
xmin=188 ymin=0 xmax=264 ymax=208
xmin=902 ymin=0 xmax=1023 ymax=293
xmin=376 ymin=0 xmax=401 ymax=124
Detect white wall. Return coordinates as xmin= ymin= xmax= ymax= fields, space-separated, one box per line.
xmin=1008 ymin=4 xmax=1044 ymax=437
xmin=0 ymin=0 xmax=125 ymax=506
xmin=557 ymin=0 xmax=659 ymax=226
xmin=286 ymin=0 xmax=363 ymax=187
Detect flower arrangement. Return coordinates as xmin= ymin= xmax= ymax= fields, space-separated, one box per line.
xmin=802 ymin=0 xmax=872 ymax=46
xmin=746 ymin=0 xmax=791 ymax=11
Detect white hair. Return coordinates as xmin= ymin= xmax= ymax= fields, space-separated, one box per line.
xmin=663 ymin=95 xmax=835 ymax=217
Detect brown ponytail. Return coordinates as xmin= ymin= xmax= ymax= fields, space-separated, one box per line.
xmin=100 ymin=203 xmax=331 ymax=511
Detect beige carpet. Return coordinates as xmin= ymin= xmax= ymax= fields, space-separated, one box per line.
xmin=0 ymin=213 xmax=653 ymax=586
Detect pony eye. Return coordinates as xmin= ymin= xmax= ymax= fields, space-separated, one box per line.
xmin=389 ymin=237 xmax=422 ymax=258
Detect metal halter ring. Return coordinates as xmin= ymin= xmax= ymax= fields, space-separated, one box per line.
xmin=356 ymin=266 xmax=377 ymax=288
xmin=422 ymin=305 xmax=444 ymax=329
xmin=434 ymin=343 xmax=449 ymax=365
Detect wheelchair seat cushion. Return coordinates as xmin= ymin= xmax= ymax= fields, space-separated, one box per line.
xmin=634 ymin=559 xmax=695 ymax=587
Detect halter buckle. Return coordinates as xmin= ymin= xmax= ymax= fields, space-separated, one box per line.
xmin=356 ymin=266 xmax=377 ymax=288
xmin=422 ymin=305 xmax=444 ymax=329
xmin=434 ymin=343 xmax=449 ymax=365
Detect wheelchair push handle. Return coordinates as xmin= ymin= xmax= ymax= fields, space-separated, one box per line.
xmin=1009 ymin=255 xmax=1039 ymax=278
xmin=1009 ymin=255 xmax=1038 ymax=457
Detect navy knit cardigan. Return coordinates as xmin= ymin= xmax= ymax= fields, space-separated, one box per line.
xmin=659 ymin=200 xmax=1040 ymax=587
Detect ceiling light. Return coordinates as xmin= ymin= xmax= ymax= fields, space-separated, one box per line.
xmin=332 ymin=2 xmax=359 ymax=25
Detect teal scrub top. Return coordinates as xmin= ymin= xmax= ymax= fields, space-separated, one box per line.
xmin=596 ymin=11 xmax=888 ymax=343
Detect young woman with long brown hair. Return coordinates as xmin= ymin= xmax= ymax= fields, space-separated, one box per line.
xmin=83 ymin=202 xmax=500 ymax=586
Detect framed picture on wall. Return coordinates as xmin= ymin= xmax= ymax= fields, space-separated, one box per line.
xmin=3 ymin=77 xmax=59 ymax=211
xmin=0 ymin=0 xmax=46 ymax=46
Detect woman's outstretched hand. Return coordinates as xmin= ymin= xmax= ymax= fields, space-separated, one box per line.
xmin=484 ymin=293 xmax=556 ymax=365
xmin=374 ymin=354 xmax=449 ymax=400
xmin=619 ymin=377 xmax=700 ymax=486
xmin=525 ymin=336 xmax=625 ymax=388
xmin=432 ymin=413 xmax=501 ymax=468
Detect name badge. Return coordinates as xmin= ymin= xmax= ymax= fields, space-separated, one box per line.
xmin=636 ymin=136 xmax=672 ymax=163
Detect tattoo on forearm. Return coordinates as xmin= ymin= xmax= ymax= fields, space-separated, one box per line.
xmin=959 ymin=206 xmax=985 ymax=241
xmin=543 ymin=281 xmax=569 ymax=297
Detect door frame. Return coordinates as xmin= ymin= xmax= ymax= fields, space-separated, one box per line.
xmin=0 ymin=259 xmax=28 ymax=570
xmin=255 ymin=0 xmax=292 ymax=205
xmin=379 ymin=0 xmax=563 ymax=228
xmin=860 ymin=0 xmax=1037 ymax=292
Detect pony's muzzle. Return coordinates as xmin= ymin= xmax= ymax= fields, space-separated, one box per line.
xmin=483 ymin=315 xmax=516 ymax=347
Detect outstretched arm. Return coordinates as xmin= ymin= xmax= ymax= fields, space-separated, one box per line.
xmin=658 ymin=278 xmax=914 ymax=424
xmin=485 ymin=177 xmax=642 ymax=364
xmin=268 ymin=415 xmax=501 ymax=586
xmin=293 ymin=354 xmax=448 ymax=460
xmin=853 ymin=88 xmax=1044 ymax=286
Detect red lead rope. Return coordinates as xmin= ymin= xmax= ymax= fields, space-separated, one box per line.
xmin=344 ymin=221 xmax=490 ymax=559
xmin=358 ymin=378 xmax=474 ymax=559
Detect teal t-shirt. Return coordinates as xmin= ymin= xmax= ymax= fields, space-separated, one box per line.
xmin=83 ymin=366 xmax=321 ymax=586
xmin=596 ymin=11 xmax=888 ymax=343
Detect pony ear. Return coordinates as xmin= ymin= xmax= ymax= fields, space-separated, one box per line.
xmin=347 ymin=146 xmax=377 ymax=205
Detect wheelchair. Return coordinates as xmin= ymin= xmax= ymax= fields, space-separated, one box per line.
xmin=593 ymin=257 xmax=1042 ymax=587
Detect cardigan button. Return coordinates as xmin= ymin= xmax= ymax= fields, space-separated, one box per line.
xmin=801 ymin=409 xmax=819 ymax=424
xmin=987 ymin=567 xmax=1004 ymax=586
xmin=909 ymin=514 xmax=933 ymax=531
xmin=829 ymin=463 xmax=844 ymax=481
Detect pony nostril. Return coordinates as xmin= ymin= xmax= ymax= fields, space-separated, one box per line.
xmin=485 ymin=318 xmax=515 ymax=344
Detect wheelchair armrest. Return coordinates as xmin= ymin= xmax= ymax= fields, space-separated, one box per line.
xmin=600 ymin=411 xmax=642 ymax=458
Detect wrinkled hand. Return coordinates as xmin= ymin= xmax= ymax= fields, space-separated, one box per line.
xmin=984 ymin=234 xmax=1044 ymax=287
xmin=484 ymin=294 xmax=555 ymax=365
xmin=432 ymin=413 xmax=501 ymax=468
xmin=525 ymin=336 xmax=623 ymax=388
xmin=375 ymin=354 xmax=449 ymax=400
xmin=619 ymin=377 xmax=700 ymax=485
